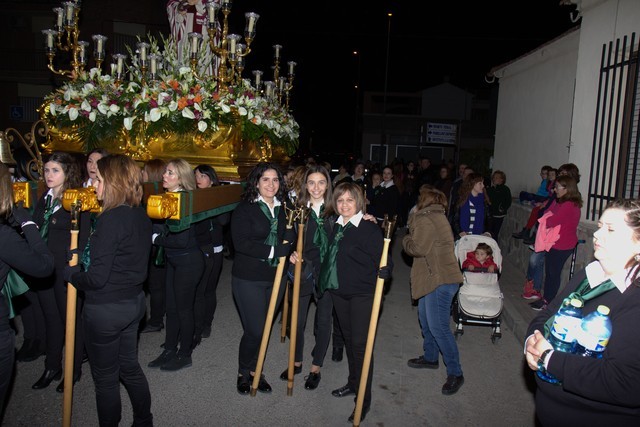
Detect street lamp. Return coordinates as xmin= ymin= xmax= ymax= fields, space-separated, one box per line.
xmin=353 ymin=50 xmax=361 ymax=155
xmin=380 ymin=12 xmax=392 ymax=165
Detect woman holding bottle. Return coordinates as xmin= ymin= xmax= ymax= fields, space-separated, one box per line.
xmin=526 ymin=198 xmax=640 ymax=425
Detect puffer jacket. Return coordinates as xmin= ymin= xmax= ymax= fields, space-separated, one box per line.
xmin=402 ymin=204 xmax=463 ymax=300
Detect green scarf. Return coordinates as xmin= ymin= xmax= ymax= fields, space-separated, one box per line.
xmin=317 ymin=221 xmax=353 ymax=296
xmin=543 ymin=277 xmax=617 ymax=337
xmin=40 ymin=195 xmax=59 ymax=241
xmin=257 ymin=200 xmax=281 ymax=267
xmin=81 ymin=213 xmax=98 ymax=270
xmin=311 ymin=205 xmax=329 ymax=262
xmin=1 ymin=269 xmax=30 ymax=319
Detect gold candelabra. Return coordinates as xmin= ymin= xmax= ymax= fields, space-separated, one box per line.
xmin=42 ymin=1 xmax=108 ymax=79
xmin=0 ymin=120 xmax=46 ymax=181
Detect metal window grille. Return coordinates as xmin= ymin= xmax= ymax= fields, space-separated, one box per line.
xmin=587 ymin=32 xmax=640 ymax=220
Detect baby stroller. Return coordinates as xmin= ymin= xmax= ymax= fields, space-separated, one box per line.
xmin=453 ymin=234 xmax=504 ymax=343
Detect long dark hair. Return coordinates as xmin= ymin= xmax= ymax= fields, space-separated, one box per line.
xmin=605 ymin=199 xmax=640 ymax=284
xmin=298 ymin=164 xmax=335 ymax=217
xmin=44 ymin=151 xmax=83 ymax=198
xmin=555 ymin=175 xmax=583 ymax=207
xmin=243 ymin=162 xmax=287 ymax=203
xmin=194 ymin=164 xmax=220 ymax=187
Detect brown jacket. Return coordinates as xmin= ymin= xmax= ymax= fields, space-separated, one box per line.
xmin=402 ymin=204 xmax=463 ymax=300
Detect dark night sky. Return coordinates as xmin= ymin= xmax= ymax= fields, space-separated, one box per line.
xmin=231 ymin=0 xmax=580 ymax=155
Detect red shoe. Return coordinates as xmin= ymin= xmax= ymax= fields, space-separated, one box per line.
xmin=523 ymin=289 xmax=542 ymax=300
xmin=521 ymin=280 xmax=534 ymax=299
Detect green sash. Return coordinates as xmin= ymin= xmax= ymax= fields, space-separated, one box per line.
xmin=81 ymin=213 xmax=98 ymax=270
xmin=317 ymin=222 xmax=353 ymax=296
xmin=311 ymin=206 xmax=328 ymax=262
xmin=257 ymin=201 xmax=281 ymax=267
xmin=40 ymin=195 xmax=59 ymax=241
xmin=1 ymin=270 xmax=30 ymax=319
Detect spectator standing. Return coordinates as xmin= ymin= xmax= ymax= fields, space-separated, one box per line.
xmin=486 ymin=170 xmax=512 ymax=240
xmin=453 ymin=173 xmax=488 ymax=238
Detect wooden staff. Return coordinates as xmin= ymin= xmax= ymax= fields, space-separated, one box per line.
xmin=286 ymin=207 xmax=309 ymax=396
xmin=60 ymin=188 xmax=100 ymax=427
xmin=251 ymin=206 xmax=298 ymax=396
xmin=353 ymin=215 xmax=396 ymax=427
xmin=280 ymin=285 xmax=289 ymax=343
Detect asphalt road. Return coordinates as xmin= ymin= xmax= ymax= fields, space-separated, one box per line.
xmin=2 ymin=236 xmax=537 ymax=426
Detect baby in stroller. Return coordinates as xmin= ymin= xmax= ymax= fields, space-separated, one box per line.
xmin=461 ymin=243 xmax=498 ymax=273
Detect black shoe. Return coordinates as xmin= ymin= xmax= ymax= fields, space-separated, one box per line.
xmin=32 ymin=368 xmax=62 ymax=390
xmin=148 ymin=349 xmax=176 ymax=368
xmin=407 ymin=355 xmax=439 ymax=369
xmin=192 ymin=334 xmax=202 ymax=349
xmin=442 ymin=375 xmax=464 ymax=395
xmin=141 ymin=323 xmax=163 ymax=333
xmin=523 ymin=234 xmax=536 ymax=245
xmin=250 ymin=374 xmax=272 ymax=393
xmin=55 ymin=372 xmax=82 ymax=393
xmin=331 ymin=346 xmax=343 ymax=362
xmin=304 ymin=372 xmax=321 ymax=390
xmin=201 ymin=325 xmax=212 ymax=339
xmin=529 ymin=299 xmax=548 ymax=311
xmin=237 ymin=374 xmax=250 ymax=395
xmin=331 ymin=384 xmax=355 ymax=397
xmin=279 ymin=365 xmax=302 ymax=380
xmin=160 ymin=354 xmax=192 ymax=371
xmin=348 ymin=407 xmax=370 ymax=423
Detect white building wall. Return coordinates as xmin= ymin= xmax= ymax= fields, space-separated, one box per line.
xmin=492 ymin=31 xmax=580 ymax=195
xmin=570 ymin=0 xmax=640 ymax=211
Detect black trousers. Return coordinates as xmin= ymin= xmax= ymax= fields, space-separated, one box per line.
xmin=0 ymin=325 xmax=14 ymax=414
xmin=194 ymin=247 xmax=223 ymax=336
xmin=83 ymin=293 xmax=152 ymax=427
xmin=164 ymin=251 xmax=204 ymax=357
xmin=145 ymin=253 xmax=166 ymax=328
xmin=332 ymin=307 xmax=345 ymax=349
xmin=232 ymin=275 xmax=285 ymax=378
xmin=331 ymin=292 xmax=374 ymax=410
xmin=19 ymin=290 xmax=46 ymax=344
xmin=292 ymin=289 xmax=333 ymax=367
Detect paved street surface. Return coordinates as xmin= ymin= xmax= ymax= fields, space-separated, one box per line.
xmin=2 ymin=235 xmax=538 ymax=426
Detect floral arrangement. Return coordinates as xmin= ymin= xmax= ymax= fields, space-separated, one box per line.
xmin=42 ymin=35 xmax=300 ymax=155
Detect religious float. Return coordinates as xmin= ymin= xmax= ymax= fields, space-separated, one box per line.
xmin=36 ymin=0 xmax=299 ymax=181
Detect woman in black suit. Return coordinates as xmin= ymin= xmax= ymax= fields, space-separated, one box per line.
xmin=65 ymin=154 xmax=153 ymax=427
xmin=30 ymin=151 xmax=88 ymax=392
xmin=148 ymin=158 xmax=205 ymax=371
xmin=0 ymin=162 xmax=54 ymax=414
xmin=321 ymin=182 xmax=390 ymax=423
xmin=280 ymin=165 xmax=336 ymax=390
xmin=231 ymin=162 xmax=293 ymax=394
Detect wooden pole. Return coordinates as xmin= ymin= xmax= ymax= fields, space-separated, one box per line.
xmin=251 ymin=207 xmax=297 ymax=396
xmin=62 ymin=204 xmax=80 ymax=427
xmin=352 ymin=215 xmax=395 ymax=426
xmin=280 ymin=284 xmax=289 ymax=343
xmin=287 ymin=219 xmax=306 ymax=396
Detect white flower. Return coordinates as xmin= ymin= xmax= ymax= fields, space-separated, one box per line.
xmin=68 ymin=108 xmax=79 ymax=121
xmin=182 ymin=107 xmax=195 ymax=119
xmin=89 ymin=111 xmax=96 ymax=122
xmin=168 ymin=101 xmax=178 ymax=112
xmin=49 ymin=103 xmax=57 ymax=116
xmin=149 ymin=108 xmax=162 ymax=122
xmin=124 ymin=117 xmax=135 ymax=130
xmin=198 ymin=121 xmax=207 ymax=132
xmin=109 ymin=104 xmax=120 ymax=113
xmin=81 ymin=100 xmax=92 ymax=112
xmin=237 ymin=106 xmax=247 ymax=116
xmin=219 ymin=102 xmax=231 ymax=113
xmin=89 ymin=68 xmax=100 ymax=80
xmin=97 ymin=103 xmax=109 ymax=115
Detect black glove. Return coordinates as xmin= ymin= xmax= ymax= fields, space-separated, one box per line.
xmin=11 ymin=204 xmax=33 ymax=226
xmin=283 ymin=228 xmax=296 ymax=244
xmin=152 ymin=223 xmax=165 ymax=235
xmin=64 ymin=264 xmax=81 ymax=283
xmin=274 ymin=242 xmax=292 ymax=258
xmin=378 ymin=266 xmax=392 ymax=280
xmin=66 ymin=247 xmax=79 ymax=262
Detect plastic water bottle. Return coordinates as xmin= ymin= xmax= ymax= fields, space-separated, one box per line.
xmin=536 ymin=298 xmax=583 ymax=384
xmin=548 ymin=298 xmax=583 ymax=353
xmin=575 ymin=305 xmax=612 ymax=359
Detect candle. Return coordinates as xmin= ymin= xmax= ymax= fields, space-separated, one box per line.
xmin=46 ymin=32 xmax=54 ymax=49
xmin=53 ymin=8 xmax=63 ymax=28
xmin=116 ymin=56 xmax=123 ymax=74
xmin=139 ymin=45 xmax=147 ymax=61
xmin=228 ymin=35 xmax=238 ymax=54
xmin=63 ymin=2 xmax=75 ymax=24
xmin=273 ymin=44 xmax=281 ymax=59
xmin=278 ymin=77 xmax=285 ymax=91
xmin=150 ymin=56 xmax=157 ymax=74
xmin=252 ymin=70 xmax=263 ymax=87
xmin=207 ymin=2 xmax=218 ymax=24
xmin=189 ymin=32 xmax=200 ymax=56
xmin=78 ymin=41 xmax=88 ymax=64
xmin=110 ymin=63 xmax=116 ymax=75
xmin=288 ymin=61 xmax=296 ymax=75
xmin=246 ymin=12 xmax=259 ymax=33
xmin=97 ymin=38 xmax=103 ymax=53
